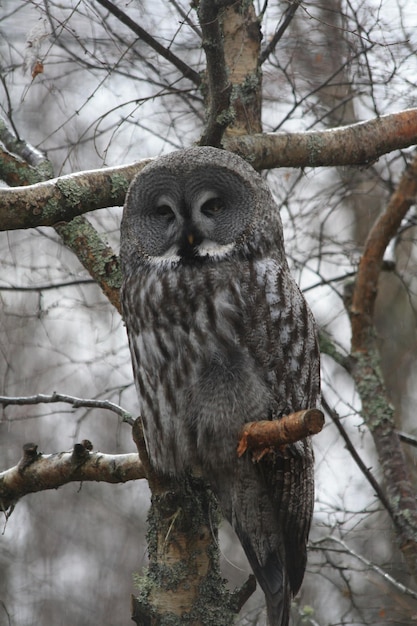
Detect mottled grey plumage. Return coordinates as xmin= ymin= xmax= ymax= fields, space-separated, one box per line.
xmin=120 ymin=147 xmax=320 ymax=625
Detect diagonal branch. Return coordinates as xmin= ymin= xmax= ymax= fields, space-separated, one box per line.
xmin=260 ymin=0 xmax=302 ymax=65
xmin=351 ymin=150 xmax=417 ymax=349
xmin=54 ymin=216 xmax=123 ymax=313
xmin=95 ymin=0 xmax=201 ymax=86
xmin=321 ymin=396 xmax=394 ymax=519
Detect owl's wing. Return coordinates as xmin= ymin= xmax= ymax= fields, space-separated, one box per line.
xmin=223 ymin=443 xmax=313 ymax=626
xmin=261 ymin=440 xmax=315 ymax=595
xmin=234 ymin=260 xmax=320 ymax=624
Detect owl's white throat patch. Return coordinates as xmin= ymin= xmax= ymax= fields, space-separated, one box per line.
xmin=148 ymin=240 xmax=235 ymax=267
xmin=196 ymin=239 xmax=235 ymax=259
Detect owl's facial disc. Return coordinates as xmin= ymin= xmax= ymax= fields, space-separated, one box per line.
xmin=123 ymin=163 xmax=255 ymax=264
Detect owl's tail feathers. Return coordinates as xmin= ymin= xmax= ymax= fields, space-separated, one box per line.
xmin=243 ymin=543 xmax=291 ymax=626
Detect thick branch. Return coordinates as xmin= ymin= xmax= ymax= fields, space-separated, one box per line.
xmin=0 ymin=160 xmax=150 ymax=231
xmin=54 ymin=217 xmax=123 ymax=313
xmin=198 ymin=0 xmax=232 ymax=146
xmin=351 ymin=150 xmax=417 ymax=351
xmin=198 ymin=0 xmax=262 ymax=145
xmin=0 ymin=441 xmax=144 ymax=514
xmin=237 ymin=409 xmax=324 ymax=459
xmin=348 ymin=151 xmax=417 ymax=577
xmin=3 ymin=109 xmax=417 ymax=233
xmin=226 ymin=108 xmax=417 ymax=169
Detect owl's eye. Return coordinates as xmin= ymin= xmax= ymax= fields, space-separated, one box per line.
xmin=201 ymin=197 xmax=224 ymax=217
xmin=155 ymin=204 xmax=175 ymax=221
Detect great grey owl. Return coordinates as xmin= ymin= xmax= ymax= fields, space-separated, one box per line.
xmin=120 ymin=146 xmax=320 ymax=626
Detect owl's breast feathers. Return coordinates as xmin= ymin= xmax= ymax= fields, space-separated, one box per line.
xmin=122 ymin=253 xmax=320 ymax=626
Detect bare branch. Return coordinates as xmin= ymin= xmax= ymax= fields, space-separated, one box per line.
xmin=197 ymin=0 xmax=232 ymax=146
xmin=0 ymin=441 xmax=144 ymax=514
xmin=54 ymin=216 xmax=123 ymax=313
xmin=237 ymin=409 xmax=324 ymax=459
xmin=226 ymin=108 xmax=417 ymax=169
xmin=311 ymin=536 xmax=417 ymax=602
xmin=321 ymin=396 xmax=394 ymax=519
xmin=347 ymin=151 xmax=417 ymax=578
xmin=0 ymin=117 xmax=53 ymax=174
xmin=0 ymin=279 xmax=95 ymax=292
xmin=260 ymin=0 xmax=302 ymax=65
xmin=2 ymin=110 xmax=417 ymax=232
xmin=0 ymin=146 xmax=50 ymax=187
xmin=398 ymin=431 xmax=417 ymax=448
xmin=351 ymin=150 xmax=417 ymax=350
xmin=0 ymin=160 xmax=151 ymax=231
xmin=0 ymin=392 xmax=134 ymax=425
xmin=95 ymin=0 xmax=201 ymax=86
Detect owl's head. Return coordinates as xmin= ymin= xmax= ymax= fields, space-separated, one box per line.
xmin=121 ymin=147 xmax=284 ymax=270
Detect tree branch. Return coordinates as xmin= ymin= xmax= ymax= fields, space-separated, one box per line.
xmin=0 ymin=160 xmax=151 ymax=231
xmin=237 ymin=408 xmax=324 ymax=459
xmin=347 ymin=151 xmax=417 ymax=577
xmin=260 ymin=0 xmax=302 ymax=65
xmin=0 ymin=117 xmax=53 ymax=180
xmin=54 ymin=216 xmax=123 ymax=313
xmin=0 ymin=441 xmax=144 ymax=515
xmin=351 ymin=150 xmax=417 ymax=350
xmin=311 ymin=535 xmax=417 ymax=602
xmin=198 ymin=0 xmax=262 ymax=145
xmin=226 ymin=108 xmax=417 ymax=169
xmin=3 ymin=109 xmax=417 ymax=232
xmin=0 ymin=392 xmax=134 ymax=425
xmin=321 ymin=396 xmax=394 ymax=519
xmin=95 ymin=0 xmax=201 ymax=86
xmin=197 ymin=0 xmax=233 ymax=146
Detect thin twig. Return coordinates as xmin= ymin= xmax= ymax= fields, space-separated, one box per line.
xmin=311 ymin=535 xmax=417 ymax=601
xmin=0 ymin=392 xmax=134 ymax=425
xmin=0 ymin=279 xmax=95 ymax=292
xmin=260 ymin=0 xmax=302 ymax=64
xmin=321 ymin=395 xmax=394 ymax=521
xmin=95 ymin=0 xmax=201 ymax=86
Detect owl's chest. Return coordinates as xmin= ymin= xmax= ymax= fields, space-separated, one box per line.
xmin=135 ymin=265 xmax=246 ymax=362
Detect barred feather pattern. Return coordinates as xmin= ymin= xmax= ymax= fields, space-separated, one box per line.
xmin=120 ymin=146 xmax=321 ymax=626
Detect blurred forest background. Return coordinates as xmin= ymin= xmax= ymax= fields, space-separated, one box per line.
xmin=1 ymin=1 xmax=417 ymax=624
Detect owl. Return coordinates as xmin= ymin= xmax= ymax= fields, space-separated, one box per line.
xmin=120 ymin=147 xmax=320 ymax=626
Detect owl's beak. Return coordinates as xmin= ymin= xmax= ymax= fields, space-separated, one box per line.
xmin=187 ymin=233 xmax=194 ymax=246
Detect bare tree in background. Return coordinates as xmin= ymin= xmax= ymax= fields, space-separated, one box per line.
xmin=1 ymin=1 xmax=417 ymax=624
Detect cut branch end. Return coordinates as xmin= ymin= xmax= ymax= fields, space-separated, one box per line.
xmin=237 ymin=409 xmax=325 ymax=459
